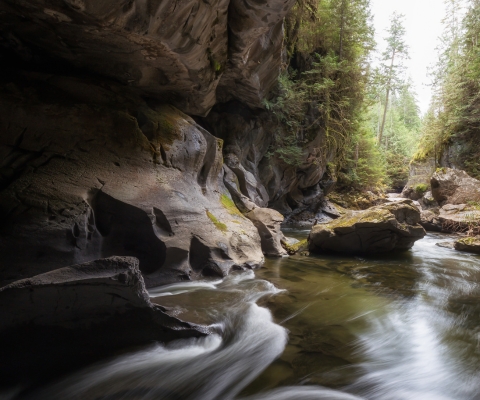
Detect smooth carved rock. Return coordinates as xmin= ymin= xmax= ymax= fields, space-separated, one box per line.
xmin=0 ymin=256 xmax=199 ymax=332
xmin=455 ymin=237 xmax=480 ymax=254
xmin=0 ymin=0 xmax=295 ymax=115
xmin=0 ymin=257 xmax=206 ymax=387
xmin=0 ymin=74 xmax=263 ymax=287
xmin=308 ymin=200 xmax=426 ymax=254
xmin=217 ymin=0 xmax=296 ymax=106
xmin=431 ymin=168 xmax=480 ymax=206
xmin=245 ymin=207 xmax=287 ymax=257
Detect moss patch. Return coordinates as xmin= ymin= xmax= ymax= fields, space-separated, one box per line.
xmin=206 ymin=210 xmax=227 ymax=232
xmin=282 ymin=239 xmax=308 ymax=255
xmin=324 ymin=209 xmax=391 ymax=230
xmin=220 ymin=194 xmax=243 ymax=217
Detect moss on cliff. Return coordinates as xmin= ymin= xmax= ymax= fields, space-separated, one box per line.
xmin=220 ymin=194 xmax=243 ymax=217
xmin=206 ymin=211 xmax=227 ymax=232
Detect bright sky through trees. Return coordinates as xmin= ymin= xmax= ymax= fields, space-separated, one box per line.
xmin=370 ymin=0 xmax=446 ymax=114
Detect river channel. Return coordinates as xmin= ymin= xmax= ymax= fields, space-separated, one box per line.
xmin=18 ymin=231 xmax=480 ymax=400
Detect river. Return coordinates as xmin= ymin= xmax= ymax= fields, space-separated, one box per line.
xmin=13 ymin=232 xmax=480 ymax=399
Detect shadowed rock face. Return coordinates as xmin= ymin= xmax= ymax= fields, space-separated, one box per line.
xmin=308 ymin=200 xmax=426 ymax=254
xmin=0 ymin=0 xmax=295 ymax=115
xmin=0 ymin=256 xmax=207 ymax=388
xmin=204 ymin=101 xmax=335 ymax=219
xmin=0 ymin=73 xmax=264 ymax=287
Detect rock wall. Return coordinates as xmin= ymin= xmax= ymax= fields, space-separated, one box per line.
xmin=0 ymin=73 xmax=264 ymax=287
xmin=0 ymin=0 xmax=338 ymax=289
xmin=0 ymin=0 xmax=295 ymax=116
xmin=203 ymin=101 xmax=336 ymax=224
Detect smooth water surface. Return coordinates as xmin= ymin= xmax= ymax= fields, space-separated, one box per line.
xmin=15 ymin=233 xmax=480 ymax=400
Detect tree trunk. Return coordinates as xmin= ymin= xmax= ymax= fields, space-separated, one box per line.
xmin=378 ymin=51 xmax=396 ymax=145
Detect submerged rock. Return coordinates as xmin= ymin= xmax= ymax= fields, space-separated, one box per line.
xmin=454 ymin=237 xmax=480 ymax=254
xmin=436 ymin=241 xmax=455 ymax=250
xmin=308 ymin=200 xmax=426 ymax=254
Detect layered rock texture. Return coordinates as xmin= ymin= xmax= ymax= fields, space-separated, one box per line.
xmin=0 ymin=0 xmax=295 ymax=115
xmin=402 ymin=158 xmax=436 ymax=200
xmin=308 ymin=201 xmax=426 ymax=254
xmin=0 ymin=74 xmax=267 ymax=287
xmin=204 ymin=102 xmax=337 ymax=222
xmin=0 ymin=256 xmax=205 ymax=387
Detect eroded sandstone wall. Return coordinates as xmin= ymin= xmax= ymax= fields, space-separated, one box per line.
xmin=0 ymin=73 xmax=264 ymax=286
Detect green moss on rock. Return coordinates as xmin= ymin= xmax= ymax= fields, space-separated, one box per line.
xmin=282 ymin=239 xmax=308 ymax=255
xmin=206 ymin=210 xmax=227 ymax=232
xmin=220 ymin=194 xmax=243 ymax=217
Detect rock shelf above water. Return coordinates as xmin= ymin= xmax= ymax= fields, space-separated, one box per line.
xmin=308 ymin=200 xmax=426 ymax=254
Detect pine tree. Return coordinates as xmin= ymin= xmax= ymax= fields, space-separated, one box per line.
xmin=377 ymin=12 xmax=409 ymax=146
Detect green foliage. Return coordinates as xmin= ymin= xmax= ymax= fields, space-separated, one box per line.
xmin=414 ymin=0 xmax=480 ymax=178
xmin=220 ymin=194 xmax=243 ymax=217
xmin=267 ymin=0 xmax=374 ymax=170
xmin=414 ymin=184 xmax=428 ymax=194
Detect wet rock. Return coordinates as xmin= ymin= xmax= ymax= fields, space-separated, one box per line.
xmin=308 ymin=200 xmax=426 ymax=254
xmin=0 ymin=256 xmax=201 ymax=333
xmin=0 ymin=256 xmax=206 ymax=387
xmin=454 ymin=237 xmax=480 ymax=254
xmin=431 ymin=168 xmax=480 ymax=206
xmin=436 ymin=241 xmax=455 ymax=249
xmin=281 ymin=238 xmax=308 ymax=255
xmin=0 ymin=75 xmax=263 ymax=287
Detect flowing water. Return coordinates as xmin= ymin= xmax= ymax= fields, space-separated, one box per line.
xmin=12 ymin=232 xmax=480 ymax=399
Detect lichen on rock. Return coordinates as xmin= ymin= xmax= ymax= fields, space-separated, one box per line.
xmin=308 ymin=200 xmax=426 ymax=254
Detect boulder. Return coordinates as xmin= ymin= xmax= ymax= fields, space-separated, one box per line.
xmin=431 ymin=168 xmax=480 ymax=206
xmin=281 ymin=238 xmax=308 ymax=255
xmin=437 ymin=204 xmax=480 ymax=234
xmin=0 ymin=257 xmax=206 ymax=387
xmin=420 ymin=190 xmax=437 ymax=208
xmin=308 ymin=200 xmax=426 ymax=254
xmin=0 ymin=256 xmax=201 ymax=333
xmin=455 ymin=237 xmax=480 ymax=254
xmin=0 ymin=74 xmax=264 ymax=287
xmin=420 ymin=210 xmax=443 ymax=232
xmin=245 ymin=207 xmax=287 ymax=257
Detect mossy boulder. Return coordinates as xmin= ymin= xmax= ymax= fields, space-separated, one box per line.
xmin=281 ymin=238 xmax=308 ymax=255
xmin=454 ymin=237 xmax=480 ymax=254
xmin=308 ymin=200 xmax=426 ymax=254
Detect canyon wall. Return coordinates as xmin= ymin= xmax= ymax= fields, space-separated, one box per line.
xmin=0 ymin=0 xmax=334 ymax=288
